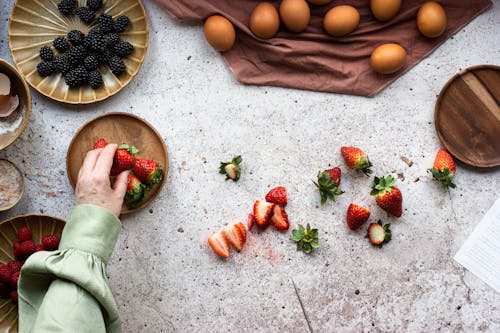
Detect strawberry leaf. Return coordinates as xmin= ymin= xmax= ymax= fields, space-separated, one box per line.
xmin=291 ymin=223 xmax=319 ymax=254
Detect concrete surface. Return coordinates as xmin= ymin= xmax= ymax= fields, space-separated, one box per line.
xmin=1 ymin=0 xmax=500 ymax=332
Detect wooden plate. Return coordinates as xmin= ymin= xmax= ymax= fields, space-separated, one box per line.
xmin=66 ymin=112 xmax=168 ymax=214
xmin=8 ymin=0 xmax=149 ymax=104
xmin=0 ymin=214 xmax=65 ymax=333
xmin=0 ymin=58 xmax=31 ymax=150
xmin=435 ymin=65 xmax=500 ymax=168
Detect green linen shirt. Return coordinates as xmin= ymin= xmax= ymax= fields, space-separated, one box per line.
xmin=18 ymin=204 xmax=122 ymax=333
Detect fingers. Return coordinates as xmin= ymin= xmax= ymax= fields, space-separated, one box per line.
xmin=79 ymin=148 xmax=102 ymax=176
xmin=113 ymin=170 xmax=129 ymax=199
xmin=94 ymin=144 xmax=118 ymax=176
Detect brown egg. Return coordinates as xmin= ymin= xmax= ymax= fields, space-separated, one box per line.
xmin=250 ymin=3 xmax=280 ymax=39
xmin=370 ymin=43 xmax=407 ymax=74
xmin=370 ymin=0 xmax=402 ymax=21
xmin=204 ymin=15 xmax=236 ymax=52
xmin=307 ymin=0 xmax=332 ymax=5
xmin=323 ymin=5 xmax=360 ymax=37
xmin=279 ymin=0 xmax=310 ymax=33
xmin=417 ymin=2 xmax=447 ymax=38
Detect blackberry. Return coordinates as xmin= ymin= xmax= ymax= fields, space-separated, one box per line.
xmin=114 ymin=41 xmax=134 ymax=57
xmin=37 ymin=61 xmax=55 ymax=77
xmin=108 ymin=56 xmax=125 ymax=76
xmin=88 ymin=70 xmax=103 ymax=89
xmin=57 ymin=0 xmax=76 ymax=15
xmin=113 ymin=15 xmax=129 ymax=32
xmin=83 ymin=34 xmax=105 ymax=52
xmin=65 ymin=66 xmax=88 ymax=87
xmin=88 ymin=26 xmax=102 ymax=37
xmin=76 ymin=7 xmax=95 ymax=24
xmin=67 ymin=30 xmax=85 ymax=46
xmin=67 ymin=45 xmax=88 ymax=66
xmin=39 ymin=46 xmax=53 ymax=61
xmin=53 ymin=37 xmax=69 ymax=52
xmin=97 ymin=49 xmax=113 ymax=65
xmin=103 ymin=33 xmax=120 ymax=46
xmin=86 ymin=0 xmax=103 ymax=12
xmin=54 ymin=55 xmax=72 ymax=74
xmin=83 ymin=55 xmax=99 ymax=71
xmin=98 ymin=14 xmax=114 ymax=33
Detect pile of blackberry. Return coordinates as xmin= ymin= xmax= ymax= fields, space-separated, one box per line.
xmin=36 ymin=0 xmax=133 ymax=89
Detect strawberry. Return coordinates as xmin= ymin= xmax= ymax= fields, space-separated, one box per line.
xmin=11 ymin=271 xmax=20 ymax=289
xmin=367 ymin=220 xmax=392 ymax=247
xmin=314 ymin=167 xmax=344 ymax=204
xmin=7 ymin=260 xmax=22 ymax=273
xmin=247 ymin=213 xmax=255 ymax=230
xmin=19 ymin=240 xmax=37 ymax=257
xmin=10 ymin=290 xmax=18 ymax=303
xmin=208 ymin=230 xmax=230 ymax=258
xmin=17 ymin=226 xmax=32 ymax=242
xmin=111 ymin=144 xmax=138 ymax=176
xmin=253 ymin=200 xmax=275 ymax=228
xmin=371 ymin=175 xmax=403 ymax=217
xmin=125 ymin=174 xmax=147 ymax=208
xmin=341 ymin=146 xmax=373 ymax=176
xmin=0 ymin=265 xmax=12 ymax=283
xmin=42 ymin=234 xmax=60 ymax=251
xmin=93 ymin=138 xmax=108 ymax=149
xmin=270 ymin=205 xmax=290 ymax=231
xmin=223 ymin=222 xmax=247 ymax=252
xmin=428 ymin=149 xmax=456 ymax=190
xmin=133 ymin=158 xmax=163 ymax=185
xmin=265 ymin=186 xmax=287 ymax=206
xmin=346 ymin=204 xmax=371 ymax=230
xmin=219 ymin=155 xmax=242 ymax=181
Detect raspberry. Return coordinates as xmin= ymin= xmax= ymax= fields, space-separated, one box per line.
xmin=0 ymin=265 xmax=12 ymax=284
xmin=10 ymin=290 xmax=18 ymax=303
xmin=7 ymin=260 xmax=22 ymax=273
xmin=42 ymin=235 xmax=60 ymax=251
xmin=11 ymin=271 xmax=20 ymax=289
xmin=19 ymin=240 xmax=37 ymax=257
xmin=17 ymin=226 xmax=32 ymax=242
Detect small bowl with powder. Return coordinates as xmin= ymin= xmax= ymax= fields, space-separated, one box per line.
xmin=0 ymin=58 xmax=31 ymax=150
xmin=0 ymin=159 xmax=24 ymax=211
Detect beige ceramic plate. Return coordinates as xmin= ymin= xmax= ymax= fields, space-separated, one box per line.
xmin=66 ymin=112 xmax=168 ymax=214
xmin=8 ymin=0 xmax=149 ymax=104
xmin=0 ymin=59 xmax=31 ymax=150
xmin=0 ymin=214 xmax=65 ymax=333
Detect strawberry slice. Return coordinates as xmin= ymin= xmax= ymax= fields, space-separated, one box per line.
xmin=247 ymin=213 xmax=255 ymax=230
xmin=253 ymin=200 xmax=275 ymax=228
xmin=367 ymin=220 xmax=392 ymax=247
xmin=270 ymin=205 xmax=290 ymax=231
xmin=208 ymin=231 xmax=230 ymax=258
xmin=223 ymin=222 xmax=247 ymax=251
xmin=265 ymin=186 xmax=287 ymax=206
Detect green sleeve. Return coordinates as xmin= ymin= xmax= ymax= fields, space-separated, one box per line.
xmin=18 ymin=204 xmax=122 ymax=333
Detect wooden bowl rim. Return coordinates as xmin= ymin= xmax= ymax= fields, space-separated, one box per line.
xmin=0 ymin=159 xmax=25 ymax=212
xmin=0 ymin=58 xmax=32 ymax=150
xmin=66 ymin=111 xmax=168 ymax=214
xmin=0 ymin=214 xmax=66 ymax=225
xmin=7 ymin=0 xmax=150 ymax=105
xmin=434 ymin=64 xmax=500 ymax=168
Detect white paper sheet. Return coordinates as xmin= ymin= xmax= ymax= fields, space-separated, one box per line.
xmin=454 ymin=197 xmax=500 ymax=293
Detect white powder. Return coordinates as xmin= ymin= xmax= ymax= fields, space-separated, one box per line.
xmin=0 ymin=160 xmax=23 ymax=209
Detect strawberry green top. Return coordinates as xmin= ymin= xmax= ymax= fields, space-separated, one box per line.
xmin=18 ymin=204 xmax=122 ymax=333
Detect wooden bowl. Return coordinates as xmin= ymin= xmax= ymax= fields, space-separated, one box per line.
xmin=66 ymin=112 xmax=168 ymax=214
xmin=0 ymin=58 xmax=31 ymax=150
xmin=8 ymin=0 xmax=149 ymax=104
xmin=0 ymin=159 xmax=25 ymax=212
xmin=0 ymin=214 xmax=66 ymax=332
xmin=435 ymin=65 xmax=500 ymax=168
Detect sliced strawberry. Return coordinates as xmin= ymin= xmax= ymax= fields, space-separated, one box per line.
xmin=367 ymin=220 xmax=392 ymax=247
xmin=208 ymin=231 xmax=230 ymax=258
xmin=247 ymin=213 xmax=255 ymax=230
xmin=93 ymin=138 xmax=108 ymax=150
xmin=270 ymin=205 xmax=290 ymax=231
xmin=223 ymin=222 xmax=246 ymax=252
xmin=265 ymin=186 xmax=287 ymax=206
xmin=253 ymin=200 xmax=275 ymax=228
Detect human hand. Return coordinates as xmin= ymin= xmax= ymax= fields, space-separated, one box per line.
xmin=75 ymin=144 xmax=128 ymax=217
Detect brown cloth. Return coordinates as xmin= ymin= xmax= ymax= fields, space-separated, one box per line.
xmin=155 ymin=0 xmax=492 ymax=96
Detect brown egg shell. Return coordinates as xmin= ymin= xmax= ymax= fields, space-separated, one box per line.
xmin=279 ymin=0 xmax=311 ymax=33
xmin=370 ymin=0 xmax=402 ymax=21
xmin=370 ymin=43 xmax=407 ymax=74
xmin=417 ymin=2 xmax=447 ymax=38
xmin=323 ymin=5 xmax=360 ymax=37
xmin=249 ymin=2 xmax=280 ymax=39
xmin=204 ymin=15 xmax=236 ymax=52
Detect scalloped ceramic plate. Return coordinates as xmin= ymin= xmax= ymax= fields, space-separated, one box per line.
xmin=8 ymin=0 xmax=149 ymax=104
xmin=66 ymin=112 xmax=168 ymax=214
xmin=0 ymin=214 xmax=65 ymax=332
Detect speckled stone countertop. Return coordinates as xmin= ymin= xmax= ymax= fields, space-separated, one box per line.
xmin=0 ymin=1 xmax=499 ymax=332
